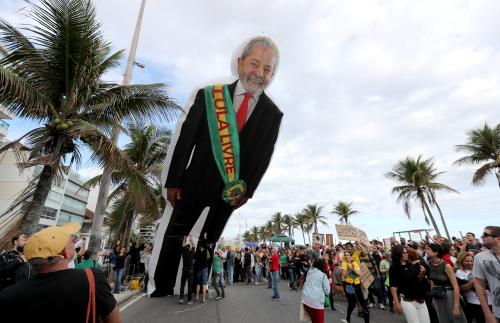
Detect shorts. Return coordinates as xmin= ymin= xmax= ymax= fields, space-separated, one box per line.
xmin=195 ymin=267 xmax=209 ymax=285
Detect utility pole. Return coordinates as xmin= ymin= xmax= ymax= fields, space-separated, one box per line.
xmin=89 ymin=0 xmax=147 ymax=254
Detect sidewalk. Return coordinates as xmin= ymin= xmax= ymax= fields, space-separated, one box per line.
xmin=109 ymin=282 xmax=141 ymax=307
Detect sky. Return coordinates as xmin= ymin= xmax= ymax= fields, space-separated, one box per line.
xmin=1 ymin=0 xmax=499 ymax=244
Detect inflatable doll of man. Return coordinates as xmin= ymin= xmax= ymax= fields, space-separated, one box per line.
xmin=149 ymin=36 xmax=283 ymax=297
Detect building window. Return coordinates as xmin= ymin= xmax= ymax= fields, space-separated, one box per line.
xmin=40 ymin=206 xmax=57 ymax=221
xmin=62 ymin=196 xmax=87 ymax=212
xmin=57 ymin=211 xmax=84 ymax=226
xmin=66 ymin=181 xmax=89 ymax=199
xmin=47 ymin=191 xmax=63 ymax=203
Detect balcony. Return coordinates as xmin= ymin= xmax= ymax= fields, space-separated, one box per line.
xmin=0 ymin=119 xmax=8 ymax=130
xmin=0 ymin=106 xmax=14 ymax=120
xmin=0 ymin=119 xmax=8 ymax=138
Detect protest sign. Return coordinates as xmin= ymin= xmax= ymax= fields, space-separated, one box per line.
xmin=325 ymin=234 xmax=334 ymax=246
xmin=359 ymin=262 xmax=375 ymax=289
xmin=335 ymin=224 xmax=369 ymax=244
xmin=312 ymin=233 xmax=324 ymax=245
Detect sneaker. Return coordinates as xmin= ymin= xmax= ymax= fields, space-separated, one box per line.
xmin=215 ymin=296 xmax=222 ymax=300
xmin=187 ymin=301 xmax=193 ymax=305
xmin=368 ymin=303 xmax=374 ymax=308
xmin=271 ymin=296 xmax=281 ymax=301
xmin=194 ymin=298 xmax=199 ymax=302
xmin=201 ymin=299 xmax=206 ymax=303
xmin=379 ymin=303 xmax=385 ymax=310
xmin=178 ymin=299 xmax=184 ymax=304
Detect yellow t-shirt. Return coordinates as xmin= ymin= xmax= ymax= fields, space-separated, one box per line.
xmin=341 ymin=261 xmax=361 ymax=285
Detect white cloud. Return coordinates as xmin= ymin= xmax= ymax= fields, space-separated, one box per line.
xmin=2 ymin=0 xmax=499 ymax=244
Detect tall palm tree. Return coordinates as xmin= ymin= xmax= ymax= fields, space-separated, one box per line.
xmin=242 ymin=231 xmax=254 ymax=242
xmin=293 ymin=212 xmax=310 ymax=245
xmin=0 ymin=0 xmax=177 ymax=235
xmin=331 ymin=201 xmax=359 ymax=225
xmin=258 ymin=221 xmax=274 ymax=244
xmin=281 ymin=214 xmax=295 ymax=237
xmin=250 ymin=226 xmax=260 ymax=243
xmin=271 ymin=211 xmax=284 ymax=234
xmin=423 ymin=162 xmax=458 ymax=240
xmin=302 ymin=204 xmax=327 ymax=234
xmin=84 ymin=123 xmax=171 ymax=245
xmin=455 ymin=123 xmax=500 ymax=189
xmin=386 ymin=155 xmax=457 ymax=238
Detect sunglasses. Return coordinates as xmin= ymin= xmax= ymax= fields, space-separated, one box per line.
xmin=481 ymin=232 xmax=497 ymax=238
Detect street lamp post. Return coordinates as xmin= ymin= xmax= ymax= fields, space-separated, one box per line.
xmin=89 ymin=0 xmax=147 ymax=254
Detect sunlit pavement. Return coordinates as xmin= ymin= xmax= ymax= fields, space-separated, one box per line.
xmin=120 ymin=280 xmax=407 ymax=323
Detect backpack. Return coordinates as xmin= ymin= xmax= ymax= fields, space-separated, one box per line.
xmin=244 ymin=252 xmax=251 ymax=267
xmin=0 ymin=250 xmax=24 ymax=290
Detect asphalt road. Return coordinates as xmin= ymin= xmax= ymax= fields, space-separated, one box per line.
xmin=120 ymin=280 xmax=407 ymax=323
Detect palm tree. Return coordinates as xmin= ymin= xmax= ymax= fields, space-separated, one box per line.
xmin=242 ymin=231 xmax=254 ymax=242
xmin=250 ymin=226 xmax=260 ymax=243
xmin=331 ymin=201 xmax=359 ymax=225
xmin=293 ymin=212 xmax=310 ymax=245
xmin=84 ymin=123 xmax=171 ymax=245
xmin=0 ymin=0 xmax=177 ymax=235
xmin=281 ymin=214 xmax=295 ymax=237
xmin=455 ymin=123 xmax=500 ymax=188
xmin=386 ymin=155 xmax=457 ymax=238
xmin=271 ymin=211 xmax=284 ymax=234
xmin=302 ymin=204 xmax=327 ymax=234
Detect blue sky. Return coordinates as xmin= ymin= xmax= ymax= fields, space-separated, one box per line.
xmin=2 ymin=0 xmax=499 ymax=244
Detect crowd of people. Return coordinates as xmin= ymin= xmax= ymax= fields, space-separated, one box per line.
xmin=0 ymin=223 xmax=498 ymax=323
xmin=175 ymin=226 xmax=499 ymax=323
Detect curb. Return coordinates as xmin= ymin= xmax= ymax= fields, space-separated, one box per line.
xmin=117 ymin=290 xmax=142 ymax=307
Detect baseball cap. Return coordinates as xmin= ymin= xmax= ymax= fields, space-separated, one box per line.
xmin=407 ymin=241 xmax=419 ymax=249
xmin=24 ymin=222 xmax=81 ymax=260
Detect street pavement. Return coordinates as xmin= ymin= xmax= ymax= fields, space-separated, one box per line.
xmin=120 ymin=280 xmax=407 ymax=323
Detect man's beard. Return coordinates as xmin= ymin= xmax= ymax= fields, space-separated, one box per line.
xmin=241 ymin=75 xmax=265 ymax=95
xmin=482 ymin=241 xmax=493 ymax=249
xmin=16 ymin=245 xmax=24 ymax=253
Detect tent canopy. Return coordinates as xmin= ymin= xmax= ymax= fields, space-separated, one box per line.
xmin=269 ymin=234 xmax=294 ymax=242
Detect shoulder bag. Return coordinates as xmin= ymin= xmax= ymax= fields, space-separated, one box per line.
xmin=84 ymin=268 xmax=96 ymax=323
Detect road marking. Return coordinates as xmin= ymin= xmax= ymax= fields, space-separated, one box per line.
xmin=174 ymin=303 xmax=206 ymax=314
xmin=120 ymin=293 xmax=146 ymax=312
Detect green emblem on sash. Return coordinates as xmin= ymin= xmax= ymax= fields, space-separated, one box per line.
xmin=204 ymin=84 xmax=247 ymax=204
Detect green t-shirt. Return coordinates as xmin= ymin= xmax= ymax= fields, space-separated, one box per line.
xmin=76 ymin=259 xmax=100 ymax=269
xmin=280 ymin=254 xmax=288 ymax=265
xmin=212 ymin=255 xmax=222 ymax=273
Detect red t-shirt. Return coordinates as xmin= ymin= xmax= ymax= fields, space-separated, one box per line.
xmin=270 ymin=253 xmax=280 ymax=272
xmin=443 ymin=255 xmax=454 ymax=267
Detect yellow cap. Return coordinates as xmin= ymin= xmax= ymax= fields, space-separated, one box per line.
xmin=24 ymin=222 xmax=81 ymax=260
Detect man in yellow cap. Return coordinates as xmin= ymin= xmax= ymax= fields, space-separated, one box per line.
xmin=0 ymin=222 xmax=121 ymax=323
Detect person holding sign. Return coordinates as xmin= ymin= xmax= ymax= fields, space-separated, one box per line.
xmin=149 ymin=36 xmax=283 ymax=297
xmin=341 ymin=251 xmax=370 ymax=323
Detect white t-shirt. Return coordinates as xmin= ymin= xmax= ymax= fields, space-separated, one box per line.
xmin=473 ymin=251 xmax=500 ymax=318
xmin=455 ymin=269 xmax=491 ymax=305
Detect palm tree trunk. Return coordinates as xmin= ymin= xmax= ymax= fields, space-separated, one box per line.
xmin=496 ymin=170 xmax=500 ymax=189
xmin=434 ymin=201 xmax=451 ymax=240
xmin=20 ymin=165 xmax=54 ymax=234
xmin=88 ymin=164 xmax=113 ymax=253
xmin=301 ymin=227 xmax=306 ymax=245
xmin=421 ymin=198 xmax=442 ymax=237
